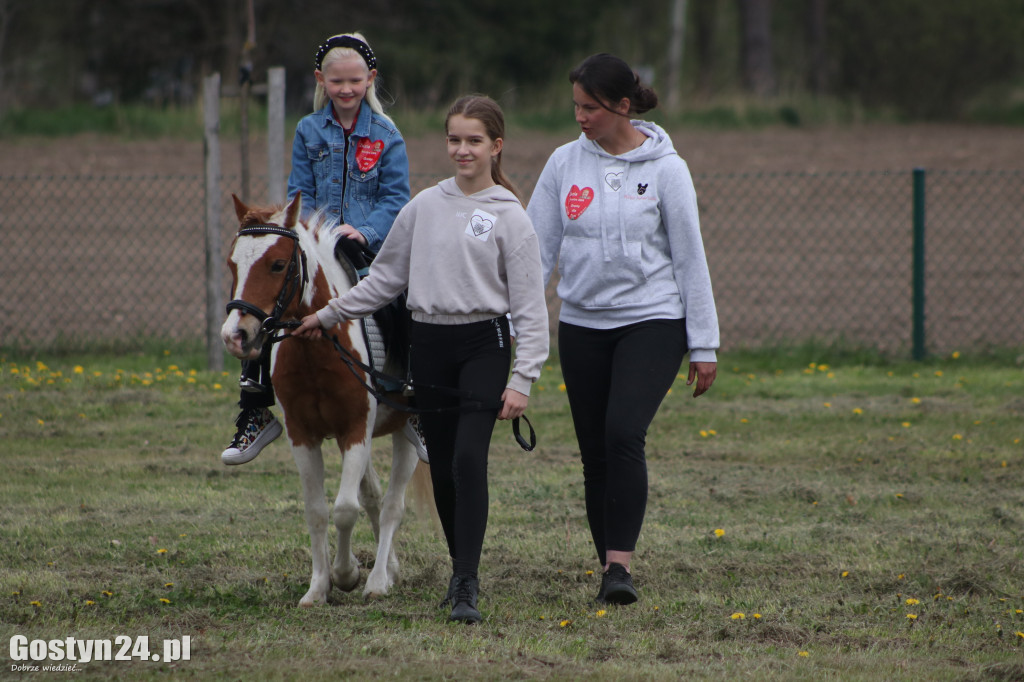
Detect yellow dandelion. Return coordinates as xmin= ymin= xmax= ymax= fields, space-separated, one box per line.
xmin=897 ymin=574 xmax=906 ymax=580
xmin=1016 ymin=610 xmax=1022 ymax=614
xmin=740 ymin=418 xmax=749 ymax=423
xmin=753 ymin=613 xmax=762 ymax=619
xmin=906 ymin=614 xmax=918 ymax=620
xmin=164 ymin=583 xmax=174 ymax=588
xmin=952 ymin=434 xmax=963 ymax=440
xmin=798 ymin=651 xmax=809 ymax=657
xmin=73 ymin=365 xmax=84 ymax=374
xmin=823 ymin=402 xmax=831 ymax=408
xmin=731 ymin=612 xmax=745 ymax=620
xmin=186 ymin=377 xmax=196 ymax=384
xmin=852 ymin=408 xmax=863 ymax=415
xmin=1002 ymin=461 xmax=1008 ymax=468
xmin=36 ymin=361 xmax=48 ymax=371
xmin=653 ymin=606 xmax=659 ymax=611
xmin=596 ymin=610 xmax=607 ymax=618
xmin=714 ymin=528 xmax=725 ymax=537
xmin=901 ymin=421 xmax=911 ymax=428
xmin=906 ymin=598 xmax=920 ymax=605
xmin=558 ymin=383 xmax=566 ymax=392
xmin=818 ymin=364 xmax=829 ymax=371
xmin=841 ymin=571 xmax=849 ymax=578
xmin=102 ymin=591 xmax=113 ymax=597
xmin=93 ymin=371 xmax=102 ymax=377
xmin=559 ymin=619 xmax=571 ymax=627
xmin=895 ymin=493 xmax=904 ymax=498
xmin=11 ymin=591 xmax=19 ymax=596
xmin=36 ymin=418 xmax=44 ymax=426
xmin=951 ymin=351 xmax=960 ymax=359
xmin=586 ymin=570 xmax=594 ymax=576
xmin=910 ymin=397 xmax=921 ymax=404
xmin=179 ymin=534 xmax=187 ymax=538
xmin=708 ymin=429 xmax=717 ymax=435
xmin=168 ymin=365 xmax=179 ymax=371
xmin=934 ymin=370 xmax=943 ymax=377
xmin=699 ymin=430 xmax=709 ymax=437
xmin=159 ymin=598 xmax=171 ymax=604
xmin=30 ymin=601 xmax=41 ymax=607
xmin=539 ymin=615 xmax=545 ymax=620
xmin=163 ymin=350 xmax=171 ymax=355
xmin=157 ymin=548 xmax=168 ymax=554
xmin=213 ymin=383 xmax=223 ymax=390
xmin=85 ymin=600 xmax=95 ymax=606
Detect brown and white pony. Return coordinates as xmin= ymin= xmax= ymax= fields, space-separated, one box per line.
xmin=221 ymin=194 xmax=428 ymax=606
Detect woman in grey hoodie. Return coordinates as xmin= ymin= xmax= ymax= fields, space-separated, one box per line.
xmin=527 ymin=53 xmax=719 ymax=605
xmin=293 ymin=95 xmax=549 ymax=624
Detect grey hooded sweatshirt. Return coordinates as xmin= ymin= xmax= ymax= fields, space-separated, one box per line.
xmin=317 ymin=178 xmax=549 ymax=396
xmin=527 ymin=120 xmax=719 ymax=362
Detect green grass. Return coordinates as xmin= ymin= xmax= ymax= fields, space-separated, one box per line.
xmin=1 ymin=346 xmax=1023 ymax=680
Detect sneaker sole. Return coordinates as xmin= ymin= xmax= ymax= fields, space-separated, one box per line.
xmin=221 ymin=419 xmax=283 ymax=465
xmin=602 ymin=585 xmax=638 ymax=605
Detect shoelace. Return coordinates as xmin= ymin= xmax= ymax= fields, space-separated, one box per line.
xmin=453 ymin=577 xmax=477 ymax=605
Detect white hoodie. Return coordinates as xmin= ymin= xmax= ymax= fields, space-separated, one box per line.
xmin=317 ymin=178 xmax=549 ymax=395
xmin=527 ymin=120 xmax=719 ymax=362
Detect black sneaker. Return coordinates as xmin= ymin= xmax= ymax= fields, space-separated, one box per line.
xmin=438 ymin=574 xmax=459 ymax=609
xmin=598 ymin=563 xmax=638 ymax=605
xmin=448 ymin=575 xmax=481 ymax=624
xmin=221 ymin=407 xmax=282 ymax=465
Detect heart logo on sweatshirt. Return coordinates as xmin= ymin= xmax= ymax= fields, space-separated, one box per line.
xmin=565 ymin=185 xmax=593 ymax=220
xmin=355 ymin=138 xmax=384 ymax=172
xmin=470 ymin=215 xmax=493 ymax=236
xmin=604 ymin=172 xmax=623 ymax=191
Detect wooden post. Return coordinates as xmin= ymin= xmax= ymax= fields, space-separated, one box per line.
xmin=666 ymin=0 xmax=688 ymax=111
xmin=239 ymin=0 xmax=256 ymax=201
xmin=204 ymin=72 xmax=225 ymax=372
xmin=267 ymin=66 xmax=286 ymax=204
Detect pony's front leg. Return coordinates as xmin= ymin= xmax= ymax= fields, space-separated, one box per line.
xmin=330 ymin=438 xmax=373 ymax=593
xmin=363 ymin=434 xmax=419 ymax=597
xmin=291 ymin=442 xmax=331 ymax=607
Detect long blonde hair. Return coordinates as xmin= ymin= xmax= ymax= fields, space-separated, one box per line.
xmin=313 ymin=32 xmax=392 ymax=123
xmin=445 ymin=95 xmax=521 ymax=203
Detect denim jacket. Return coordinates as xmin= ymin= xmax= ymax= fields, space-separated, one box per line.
xmin=286 ymin=100 xmax=410 ymax=253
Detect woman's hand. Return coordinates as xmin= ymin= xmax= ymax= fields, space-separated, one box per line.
xmin=687 ymin=361 xmax=717 ymax=397
xmin=498 ymin=388 xmax=528 ymax=420
xmin=291 ymin=313 xmax=325 ymax=340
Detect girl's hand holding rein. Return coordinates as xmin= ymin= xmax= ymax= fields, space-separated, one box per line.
xmin=498 ymin=388 xmax=528 ymax=420
xmin=291 ymin=313 xmax=326 ymax=340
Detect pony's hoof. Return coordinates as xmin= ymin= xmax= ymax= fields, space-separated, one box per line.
xmin=332 ymin=566 xmax=361 ymax=592
xmin=298 ymin=592 xmax=327 ymax=608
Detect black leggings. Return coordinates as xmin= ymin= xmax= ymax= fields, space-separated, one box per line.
xmin=410 ymin=317 xmax=511 ymax=578
xmin=558 ymin=319 xmax=688 ymax=566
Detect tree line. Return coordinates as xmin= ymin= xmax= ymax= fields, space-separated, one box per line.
xmin=0 ymin=0 xmax=1021 ymax=119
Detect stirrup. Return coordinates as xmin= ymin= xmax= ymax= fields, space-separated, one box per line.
xmin=239 ymin=377 xmax=270 ymax=394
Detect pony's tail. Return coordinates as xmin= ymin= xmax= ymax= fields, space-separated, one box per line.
xmin=407 ymin=463 xmax=439 ymax=529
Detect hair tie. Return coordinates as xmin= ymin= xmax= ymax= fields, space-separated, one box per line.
xmin=314 ymin=35 xmax=376 ymax=71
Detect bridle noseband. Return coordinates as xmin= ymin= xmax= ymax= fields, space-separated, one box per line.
xmin=225 ymin=225 xmax=308 ymax=342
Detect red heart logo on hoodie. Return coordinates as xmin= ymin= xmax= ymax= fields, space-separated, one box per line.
xmin=355 ymin=138 xmax=384 ymax=172
xmin=565 ymin=185 xmax=594 ymax=220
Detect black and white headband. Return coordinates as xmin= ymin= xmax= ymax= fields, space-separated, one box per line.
xmin=314 ymin=35 xmax=376 ymax=71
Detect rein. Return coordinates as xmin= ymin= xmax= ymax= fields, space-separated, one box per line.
xmin=229 ymin=224 xmax=536 ymax=452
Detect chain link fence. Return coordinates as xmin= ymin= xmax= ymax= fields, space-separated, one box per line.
xmin=0 ymin=168 xmax=1020 ymax=355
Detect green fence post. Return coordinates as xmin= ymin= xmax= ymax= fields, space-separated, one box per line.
xmin=912 ymin=168 xmax=926 ymax=360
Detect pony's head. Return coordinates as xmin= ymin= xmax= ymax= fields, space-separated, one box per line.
xmin=221 ymin=194 xmax=307 ymax=360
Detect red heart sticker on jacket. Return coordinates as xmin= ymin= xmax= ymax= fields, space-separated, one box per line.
xmin=355 ymin=138 xmax=384 ymax=172
xmin=565 ymin=185 xmax=594 ymax=220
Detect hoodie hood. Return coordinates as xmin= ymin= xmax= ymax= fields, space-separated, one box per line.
xmin=578 ymin=120 xmax=679 ymax=163
xmin=437 ymin=177 xmax=523 ymax=206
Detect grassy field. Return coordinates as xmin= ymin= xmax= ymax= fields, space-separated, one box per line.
xmin=1 ymin=344 xmax=1023 ymax=680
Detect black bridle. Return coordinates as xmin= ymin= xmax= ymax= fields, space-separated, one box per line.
xmin=225 ymin=225 xmax=308 ymax=345
xmin=224 ymin=224 xmax=536 ymax=452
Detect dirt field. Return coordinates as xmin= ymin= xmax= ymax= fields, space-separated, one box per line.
xmin=1 ymin=124 xmax=1021 ymax=352
xmin=2 ymin=123 xmax=1023 ymax=177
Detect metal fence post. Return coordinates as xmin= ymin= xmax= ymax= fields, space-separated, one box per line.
xmin=204 ymin=73 xmax=225 ymax=372
xmin=912 ymin=167 xmax=926 ymax=360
